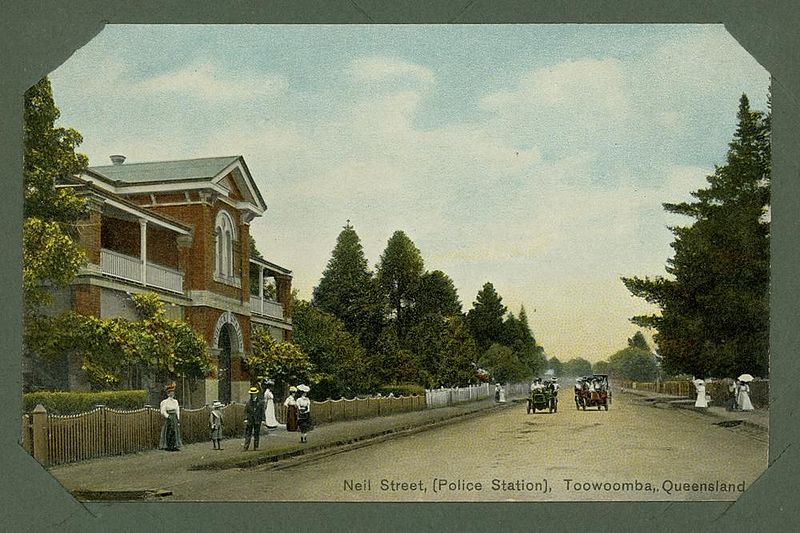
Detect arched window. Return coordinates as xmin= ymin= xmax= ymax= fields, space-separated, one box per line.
xmin=214 ymin=210 xmax=236 ymax=278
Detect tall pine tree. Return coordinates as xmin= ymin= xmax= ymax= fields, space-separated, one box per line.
xmin=623 ymin=94 xmax=770 ymax=378
xmin=375 ymin=230 xmax=424 ymax=339
xmin=467 ymin=282 xmax=508 ymax=354
xmin=312 ymin=221 xmax=384 ymax=349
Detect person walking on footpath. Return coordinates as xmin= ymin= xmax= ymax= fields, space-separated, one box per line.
xmin=284 ymin=386 xmax=299 ymax=432
xmin=159 ymin=382 xmax=182 ymax=451
xmin=210 ymin=400 xmax=224 ymax=450
xmin=262 ymin=380 xmax=279 ymax=436
xmin=692 ymin=378 xmax=708 ymax=409
xmin=243 ymin=386 xmax=265 ymax=450
xmin=296 ymin=384 xmax=312 ymax=443
xmin=737 ymin=378 xmax=755 ymax=411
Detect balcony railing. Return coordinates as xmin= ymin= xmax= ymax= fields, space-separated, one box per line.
xmin=250 ymin=295 xmax=285 ymax=320
xmin=100 ymin=248 xmax=184 ymax=294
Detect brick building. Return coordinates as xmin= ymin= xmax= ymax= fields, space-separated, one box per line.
xmin=31 ymin=155 xmax=293 ymax=405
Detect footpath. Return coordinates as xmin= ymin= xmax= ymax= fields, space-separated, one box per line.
xmin=50 ymin=397 xmax=516 ymax=499
xmin=622 ymin=388 xmax=769 ymax=432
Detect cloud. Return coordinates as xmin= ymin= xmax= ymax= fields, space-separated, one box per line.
xmin=348 ymin=56 xmax=435 ymax=87
xmin=135 ymin=60 xmax=288 ymax=101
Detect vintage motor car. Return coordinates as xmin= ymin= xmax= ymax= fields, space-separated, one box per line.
xmin=575 ymin=374 xmax=610 ymax=411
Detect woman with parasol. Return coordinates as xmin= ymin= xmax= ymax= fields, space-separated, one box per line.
xmin=737 ymin=374 xmax=755 ymax=411
xmin=692 ymin=378 xmax=708 ymax=408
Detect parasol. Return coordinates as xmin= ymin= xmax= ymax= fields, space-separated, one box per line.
xmin=737 ymin=374 xmax=754 ymax=382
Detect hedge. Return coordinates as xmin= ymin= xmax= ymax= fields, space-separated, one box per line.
xmin=378 ymin=383 xmax=425 ymax=397
xmin=23 ymin=390 xmax=148 ymax=415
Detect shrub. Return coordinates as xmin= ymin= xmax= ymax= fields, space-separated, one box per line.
xmin=23 ymin=390 xmax=148 ymax=414
xmin=378 ymin=383 xmax=425 ymax=397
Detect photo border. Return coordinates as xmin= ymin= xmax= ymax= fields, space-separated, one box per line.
xmin=2 ymin=1 xmax=798 ymax=530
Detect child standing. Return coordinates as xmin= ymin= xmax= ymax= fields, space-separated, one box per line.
xmin=210 ymin=401 xmax=224 ymax=450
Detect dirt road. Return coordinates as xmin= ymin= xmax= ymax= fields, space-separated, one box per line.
xmin=62 ymin=392 xmax=764 ymax=502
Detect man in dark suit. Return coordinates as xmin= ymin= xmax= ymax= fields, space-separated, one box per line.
xmin=243 ymin=386 xmax=266 ymax=450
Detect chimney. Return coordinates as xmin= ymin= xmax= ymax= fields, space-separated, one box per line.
xmin=110 ymin=155 xmax=126 ymax=165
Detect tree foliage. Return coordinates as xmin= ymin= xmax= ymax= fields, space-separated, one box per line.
xmin=609 ymin=347 xmax=658 ymax=382
xmin=562 ymin=357 xmax=593 ymax=378
xmin=437 ymin=316 xmax=480 ymax=387
xmin=23 ymin=77 xmax=88 ymax=309
xmin=479 ymin=343 xmax=530 ymax=383
xmin=313 ymin=222 xmax=385 ymax=349
xmin=291 ymin=300 xmax=375 ymax=398
xmin=548 ymin=356 xmax=564 ymax=377
xmin=467 ymin=282 xmax=508 ymax=353
xmin=622 ymin=94 xmax=770 ymax=378
xmin=248 ymin=328 xmax=319 ymax=393
xmin=376 ymin=230 xmax=424 ymax=337
xmin=27 ymin=293 xmax=210 ymax=388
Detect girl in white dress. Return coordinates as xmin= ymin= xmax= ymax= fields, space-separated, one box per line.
xmin=263 ymin=382 xmax=279 ymax=434
xmin=693 ymin=379 xmax=708 ymax=408
xmin=737 ymin=382 xmax=754 ymax=411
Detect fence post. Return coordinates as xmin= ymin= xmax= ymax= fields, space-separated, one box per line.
xmin=32 ymin=404 xmax=49 ymax=466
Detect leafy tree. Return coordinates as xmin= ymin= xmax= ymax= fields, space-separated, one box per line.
xmin=562 ymin=357 xmax=593 ymax=378
xmin=23 ymin=77 xmax=88 ymax=309
xmin=479 ymin=343 xmax=529 ymax=383
xmin=412 ymin=270 xmax=462 ymax=318
xmin=628 ymin=331 xmax=650 ymax=351
xmin=609 ymin=347 xmax=658 ymax=382
xmin=27 ymin=293 xmax=210 ymax=389
xmin=593 ymin=360 xmax=610 ymax=375
xmin=374 ymin=326 xmax=422 ymax=385
xmin=548 ymin=356 xmax=564 ymax=377
xmin=437 ymin=316 xmax=480 ymax=387
xmin=623 ymin=94 xmax=770 ymax=378
xmin=467 ymin=282 xmax=508 ymax=353
xmin=291 ymin=300 xmax=375 ymax=398
xmin=405 ymin=312 xmax=447 ymax=386
xmin=248 ymin=328 xmax=319 ymax=394
xmin=376 ymin=230 xmax=424 ymax=337
xmin=313 ymin=222 xmax=385 ymax=349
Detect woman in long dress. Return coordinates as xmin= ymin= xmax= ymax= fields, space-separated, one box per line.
xmin=737 ymin=381 xmax=755 ymax=411
xmin=296 ymin=384 xmax=312 ymax=443
xmin=263 ymin=382 xmax=279 ymax=434
xmin=693 ymin=379 xmax=708 ymax=408
xmin=284 ymin=386 xmax=299 ymax=432
xmin=159 ymin=383 xmax=182 ymax=451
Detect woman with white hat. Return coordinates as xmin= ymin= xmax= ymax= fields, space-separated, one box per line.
xmin=284 ymin=386 xmax=299 ymax=432
xmin=262 ymin=380 xmax=279 ymax=435
xmin=159 ymin=382 xmax=182 ymax=451
xmin=692 ymin=378 xmax=708 ymax=409
xmin=296 ymin=384 xmax=312 ymax=443
xmin=209 ymin=401 xmax=224 ymax=450
xmin=737 ymin=378 xmax=754 ymax=411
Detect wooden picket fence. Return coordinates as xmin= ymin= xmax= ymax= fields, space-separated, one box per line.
xmin=22 ymin=395 xmax=425 ymax=466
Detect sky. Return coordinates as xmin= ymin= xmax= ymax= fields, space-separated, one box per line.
xmin=49 ymin=24 xmax=769 ymax=363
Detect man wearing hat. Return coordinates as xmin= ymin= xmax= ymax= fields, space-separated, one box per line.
xmin=296 ymin=384 xmax=312 ymax=443
xmin=243 ymin=386 xmax=266 ymax=450
xmin=210 ymin=401 xmax=224 ymax=450
xmin=159 ymin=382 xmax=182 ymax=451
xmin=284 ymin=386 xmax=299 ymax=432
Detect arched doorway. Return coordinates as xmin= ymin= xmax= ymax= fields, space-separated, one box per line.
xmin=212 ymin=311 xmax=244 ymax=404
xmin=217 ymin=324 xmax=232 ymax=404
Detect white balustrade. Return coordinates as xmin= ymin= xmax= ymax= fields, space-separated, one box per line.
xmin=100 ymin=249 xmax=142 ymax=284
xmin=100 ymin=248 xmax=184 ymax=294
xmin=250 ymin=295 xmax=284 ymax=319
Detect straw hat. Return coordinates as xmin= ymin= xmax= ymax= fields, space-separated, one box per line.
xmin=297 ymin=384 xmax=310 ymax=393
xmin=289 ymin=386 xmax=298 ymax=392
xmin=165 ymin=382 xmax=176 ymax=392
xmin=211 ymin=401 xmax=223 ymax=409
xmin=249 ymin=386 xmax=260 ymax=394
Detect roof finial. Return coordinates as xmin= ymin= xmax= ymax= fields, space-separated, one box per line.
xmin=110 ymin=154 xmax=126 ymax=165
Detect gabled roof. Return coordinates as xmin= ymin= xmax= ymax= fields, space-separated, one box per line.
xmin=83 ymin=155 xmax=267 ymax=215
xmin=88 ymin=156 xmax=241 ymax=184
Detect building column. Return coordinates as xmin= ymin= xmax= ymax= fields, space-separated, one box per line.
xmin=139 ymin=219 xmax=148 ymax=287
xmin=259 ymin=265 xmax=265 ymax=314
